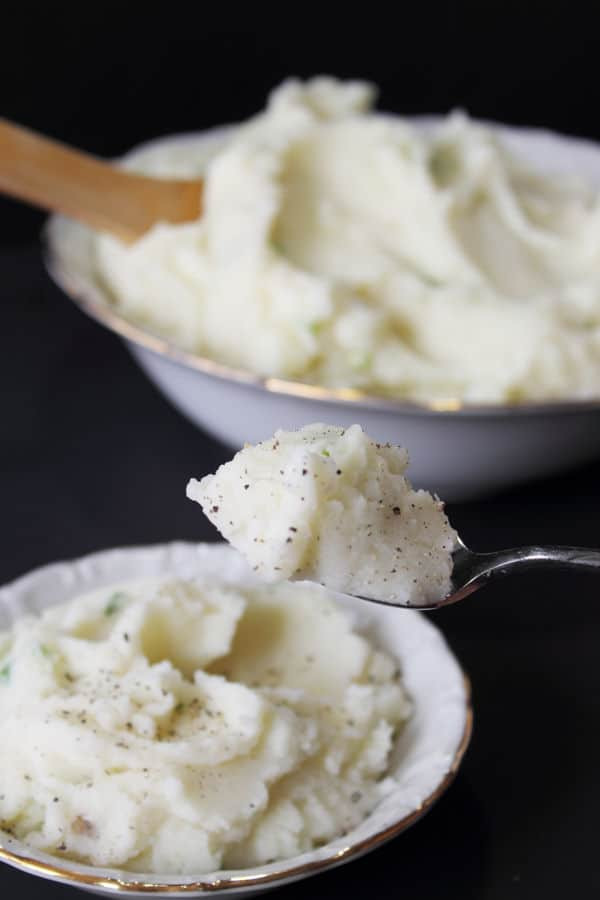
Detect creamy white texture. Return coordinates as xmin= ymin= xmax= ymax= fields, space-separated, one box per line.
xmin=0 ymin=574 xmax=409 ymax=873
xmin=94 ymin=77 xmax=600 ymax=405
xmin=187 ymin=424 xmax=457 ymax=605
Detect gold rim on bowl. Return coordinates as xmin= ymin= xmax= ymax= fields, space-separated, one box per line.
xmin=42 ymin=219 xmax=600 ymax=421
xmin=0 ymin=678 xmax=472 ymax=893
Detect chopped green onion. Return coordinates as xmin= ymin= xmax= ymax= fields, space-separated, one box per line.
xmin=348 ymin=350 xmax=373 ymax=372
xmin=104 ymin=592 xmax=128 ymax=617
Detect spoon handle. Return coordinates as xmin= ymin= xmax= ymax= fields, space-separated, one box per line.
xmin=453 ymin=544 xmax=600 ymax=602
xmin=0 ymin=118 xmax=202 ymax=242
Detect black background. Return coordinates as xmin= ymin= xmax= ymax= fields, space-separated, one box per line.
xmin=2 ymin=3 xmax=600 ymax=897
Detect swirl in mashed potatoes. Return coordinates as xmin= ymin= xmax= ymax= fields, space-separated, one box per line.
xmin=0 ymin=572 xmax=409 ymax=873
xmin=95 ymin=77 xmax=600 ymax=404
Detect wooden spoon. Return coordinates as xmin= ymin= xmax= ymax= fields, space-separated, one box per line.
xmin=0 ymin=118 xmax=203 ymax=243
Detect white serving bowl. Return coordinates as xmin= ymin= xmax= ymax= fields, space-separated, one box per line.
xmin=0 ymin=542 xmax=470 ymax=898
xmin=43 ymin=123 xmax=600 ymax=502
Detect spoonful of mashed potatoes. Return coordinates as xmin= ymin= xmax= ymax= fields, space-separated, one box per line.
xmin=186 ymin=423 xmax=600 ymax=608
xmin=187 ymin=424 xmax=457 ymax=607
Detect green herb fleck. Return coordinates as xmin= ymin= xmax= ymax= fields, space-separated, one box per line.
xmin=321 ymin=449 xmax=330 ymax=457
xmin=429 ymin=144 xmax=459 ymax=187
xmin=175 ymin=702 xmax=185 ymax=714
xmin=39 ymin=644 xmax=51 ymax=657
xmin=308 ymin=320 xmax=324 ymax=336
xmin=0 ymin=663 xmax=11 ymax=683
xmin=104 ymin=592 xmax=128 ymax=617
xmin=348 ymin=350 xmax=373 ymax=372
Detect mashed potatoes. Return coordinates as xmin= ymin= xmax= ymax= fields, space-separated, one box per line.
xmin=187 ymin=424 xmax=457 ymax=605
xmin=0 ymin=572 xmax=409 ymax=873
xmin=95 ymin=77 xmax=600 ymax=405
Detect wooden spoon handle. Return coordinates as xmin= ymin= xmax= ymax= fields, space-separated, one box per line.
xmin=0 ymin=119 xmax=203 ymax=242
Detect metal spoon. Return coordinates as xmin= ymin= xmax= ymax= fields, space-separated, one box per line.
xmin=357 ymin=537 xmax=600 ymax=610
xmin=0 ymin=118 xmax=203 ymax=242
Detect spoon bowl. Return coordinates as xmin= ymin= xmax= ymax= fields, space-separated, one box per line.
xmin=351 ymin=537 xmax=600 ymax=610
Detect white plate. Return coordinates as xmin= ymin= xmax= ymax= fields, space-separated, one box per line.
xmin=0 ymin=542 xmax=471 ymax=897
